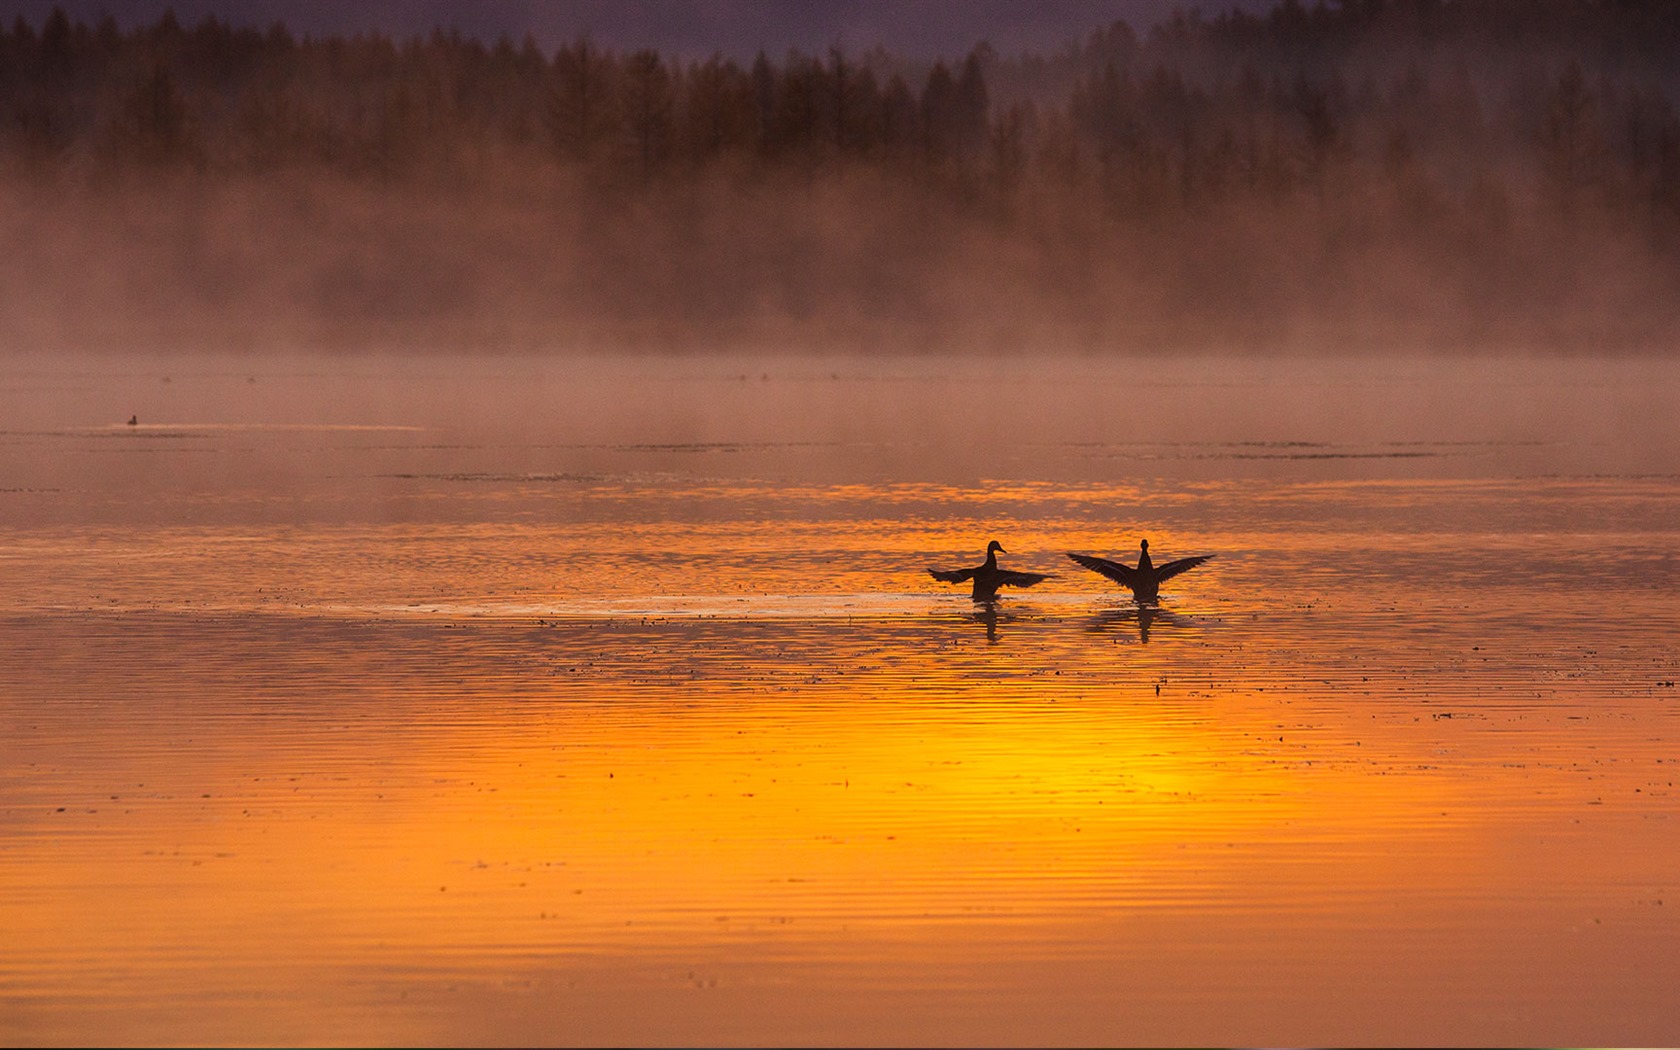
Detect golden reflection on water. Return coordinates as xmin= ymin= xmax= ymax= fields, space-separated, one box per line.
xmin=4 ymin=357 xmax=1680 ymax=1045
xmin=6 ymin=592 xmax=1678 ymax=1045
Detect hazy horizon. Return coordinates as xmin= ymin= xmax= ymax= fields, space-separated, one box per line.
xmin=1 ymin=0 xmax=1676 ymax=356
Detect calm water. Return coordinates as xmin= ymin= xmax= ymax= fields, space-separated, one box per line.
xmin=3 ymin=354 xmax=1678 ymax=1046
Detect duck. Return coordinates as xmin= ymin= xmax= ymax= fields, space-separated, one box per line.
xmin=1067 ymin=538 xmax=1213 ymax=604
xmin=929 ymin=540 xmax=1051 ymax=601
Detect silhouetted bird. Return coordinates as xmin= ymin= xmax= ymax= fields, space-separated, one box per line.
xmin=1067 ymin=538 xmax=1213 ymax=603
xmin=929 ymin=540 xmax=1051 ymax=601
xmin=127 ymin=415 xmax=138 ymax=426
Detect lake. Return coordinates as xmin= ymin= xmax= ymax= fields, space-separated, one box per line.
xmin=2 ymin=352 xmax=1677 ymax=1046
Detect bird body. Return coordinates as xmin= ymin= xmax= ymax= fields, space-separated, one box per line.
xmin=1067 ymin=538 xmax=1212 ymax=603
xmin=929 ymin=540 xmax=1051 ymax=601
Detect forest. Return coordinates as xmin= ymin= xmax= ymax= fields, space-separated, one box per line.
xmin=2 ymin=0 xmax=1678 ymax=353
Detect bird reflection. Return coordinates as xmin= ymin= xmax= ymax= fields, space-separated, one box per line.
xmin=1084 ymin=603 xmax=1191 ymax=644
xmin=939 ymin=600 xmax=1038 ymax=644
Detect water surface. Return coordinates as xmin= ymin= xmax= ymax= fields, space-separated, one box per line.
xmin=2 ymin=354 xmax=1677 ymax=1046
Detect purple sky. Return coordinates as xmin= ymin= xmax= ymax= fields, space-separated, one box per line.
xmin=0 ymin=0 xmax=1274 ymax=58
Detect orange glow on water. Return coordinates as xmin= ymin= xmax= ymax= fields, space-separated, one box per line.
xmin=5 ymin=356 xmax=1680 ymax=1046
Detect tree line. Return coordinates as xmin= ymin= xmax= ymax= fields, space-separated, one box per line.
xmin=0 ymin=7 xmax=993 ymax=177
xmin=3 ymin=1 xmax=1678 ymax=352
xmin=0 ymin=2 xmax=1674 ymax=211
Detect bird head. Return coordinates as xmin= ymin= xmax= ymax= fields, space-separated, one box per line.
xmin=987 ymin=540 xmax=1006 ymax=554
xmin=1140 ymin=538 xmax=1149 ymax=551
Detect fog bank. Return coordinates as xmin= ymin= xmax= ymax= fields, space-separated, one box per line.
xmin=2 ymin=3 xmax=1676 ymax=355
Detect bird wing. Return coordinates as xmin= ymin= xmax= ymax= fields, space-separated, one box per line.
xmin=929 ymin=567 xmax=976 ymax=584
xmin=996 ymin=570 xmax=1051 ymax=589
xmin=1066 ymin=553 xmax=1137 ymax=588
xmin=1154 ymin=553 xmax=1214 ymax=582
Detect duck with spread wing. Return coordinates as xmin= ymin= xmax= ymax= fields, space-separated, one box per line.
xmin=929 ymin=540 xmax=1052 ymax=601
xmin=1066 ymin=538 xmax=1213 ymax=604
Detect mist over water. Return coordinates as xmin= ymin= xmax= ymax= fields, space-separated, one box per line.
xmin=7 ymin=351 xmax=1679 ymax=527
xmin=1 ymin=2 xmax=1677 ymax=354
xmin=5 ymin=151 xmax=1675 ymax=355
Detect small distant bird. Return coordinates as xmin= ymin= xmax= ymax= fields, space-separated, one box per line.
xmin=127 ymin=415 xmax=138 ymax=426
xmin=1067 ymin=538 xmax=1213 ymax=604
xmin=929 ymin=540 xmax=1051 ymax=601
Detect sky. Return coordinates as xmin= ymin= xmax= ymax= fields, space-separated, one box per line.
xmin=0 ymin=0 xmax=1275 ymax=59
